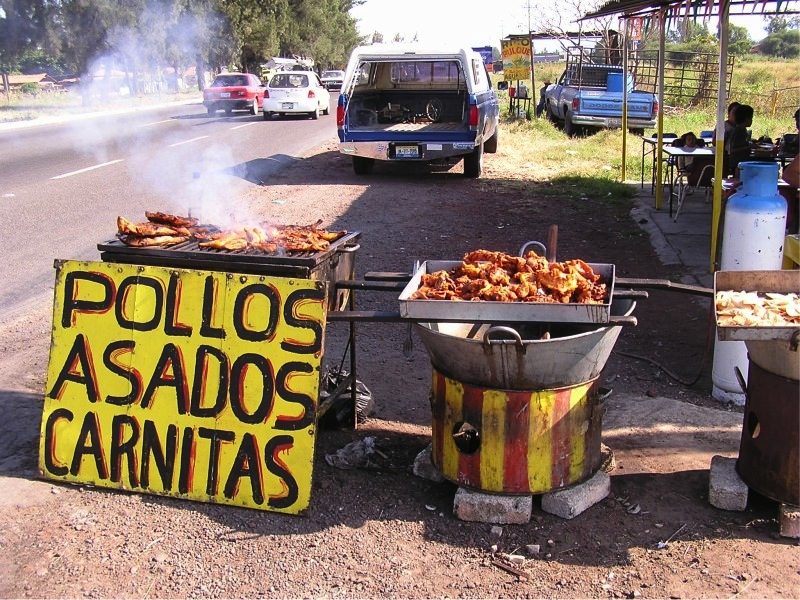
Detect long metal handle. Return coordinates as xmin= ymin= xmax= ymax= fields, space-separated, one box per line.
xmin=615 ymin=277 xmax=713 ymax=297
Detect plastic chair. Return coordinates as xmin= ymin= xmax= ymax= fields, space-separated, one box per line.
xmin=673 ymin=156 xmax=716 ymax=222
xmin=700 ymin=130 xmax=714 ymax=139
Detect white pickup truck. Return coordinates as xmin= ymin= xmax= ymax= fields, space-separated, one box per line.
xmin=336 ymin=44 xmax=500 ymax=177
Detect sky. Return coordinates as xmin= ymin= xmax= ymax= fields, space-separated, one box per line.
xmin=348 ymin=0 xmax=775 ymax=52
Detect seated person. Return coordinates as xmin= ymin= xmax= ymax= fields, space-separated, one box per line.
xmin=727 ymin=104 xmax=754 ymax=177
xmin=672 ymin=132 xmax=705 ymax=172
xmin=711 ymin=101 xmax=740 ymax=151
xmin=779 ymin=107 xmax=800 ymax=159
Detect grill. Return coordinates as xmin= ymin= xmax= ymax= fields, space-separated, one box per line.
xmin=98 ymin=231 xmax=362 ymax=311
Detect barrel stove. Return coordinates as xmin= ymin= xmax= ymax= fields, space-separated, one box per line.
xmin=412 ymin=293 xmax=635 ymax=495
xmin=715 ymin=270 xmax=800 ymax=507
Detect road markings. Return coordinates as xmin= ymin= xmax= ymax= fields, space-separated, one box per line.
xmin=231 ymin=122 xmax=258 ymax=130
xmin=168 ymin=136 xmax=208 ymax=147
xmin=51 ymin=159 xmax=124 ymax=180
xmin=141 ymin=119 xmax=174 ymax=127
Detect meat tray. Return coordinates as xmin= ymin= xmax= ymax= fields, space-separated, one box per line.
xmin=714 ymin=270 xmax=800 ymax=341
xmin=398 ymin=260 xmax=615 ymax=324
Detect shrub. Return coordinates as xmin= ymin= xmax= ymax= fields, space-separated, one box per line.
xmin=20 ymin=82 xmax=40 ymax=95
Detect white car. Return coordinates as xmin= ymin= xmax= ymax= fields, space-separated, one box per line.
xmin=320 ymin=69 xmax=345 ymax=90
xmin=263 ymin=71 xmax=331 ymax=120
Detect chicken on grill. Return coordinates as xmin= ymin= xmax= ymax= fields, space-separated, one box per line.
xmin=116 ymin=212 xmax=346 ymax=254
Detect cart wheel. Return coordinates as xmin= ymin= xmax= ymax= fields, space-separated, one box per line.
xmin=425 ymin=98 xmax=443 ymax=122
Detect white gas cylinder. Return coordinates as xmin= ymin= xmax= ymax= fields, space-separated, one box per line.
xmin=712 ymin=161 xmax=787 ymax=404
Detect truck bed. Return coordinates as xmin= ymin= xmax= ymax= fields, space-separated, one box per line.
xmin=346 ymin=122 xmax=466 ymax=132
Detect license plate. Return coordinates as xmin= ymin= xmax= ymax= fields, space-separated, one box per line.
xmin=281 ymin=102 xmax=294 ymax=109
xmin=220 ymin=92 xmax=231 ymax=98
xmin=396 ymin=145 xmax=419 ymax=159
xmin=608 ymin=118 xmax=622 ymax=127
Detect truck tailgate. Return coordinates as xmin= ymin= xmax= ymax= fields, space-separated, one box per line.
xmin=579 ymin=91 xmax=653 ymax=118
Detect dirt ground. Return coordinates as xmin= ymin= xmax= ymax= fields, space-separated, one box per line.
xmin=0 ymin=138 xmax=798 ymax=599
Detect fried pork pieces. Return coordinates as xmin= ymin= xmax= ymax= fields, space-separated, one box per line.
xmin=117 ymin=213 xmax=345 ymax=253
xmin=409 ymin=249 xmax=608 ymax=304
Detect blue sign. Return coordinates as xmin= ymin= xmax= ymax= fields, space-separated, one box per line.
xmin=472 ymin=46 xmax=494 ymax=65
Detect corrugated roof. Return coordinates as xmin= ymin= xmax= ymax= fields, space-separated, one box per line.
xmin=582 ymin=0 xmax=800 ymax=20
xmin=8 ymin=74 xmax=54 ymax=85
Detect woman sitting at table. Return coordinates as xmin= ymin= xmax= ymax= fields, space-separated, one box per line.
xmin=783 ymin=108 xmax=800 ymax=189
xmin=727 ymin=104 xmax=754 ymax=177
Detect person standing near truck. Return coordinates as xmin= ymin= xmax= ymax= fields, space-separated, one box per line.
xmin=536 ymin=80 xmax=551 ymax=118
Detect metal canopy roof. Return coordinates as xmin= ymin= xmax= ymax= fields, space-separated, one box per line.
xmin=582 ymin=0 xmax=800 ymax=20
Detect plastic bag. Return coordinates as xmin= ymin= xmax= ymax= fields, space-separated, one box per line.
xmin=318 ymin=366 xmax=374 ymax=429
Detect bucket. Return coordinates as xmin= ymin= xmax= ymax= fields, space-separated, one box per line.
xmin=606 ymin=72 xmax=632 ymax=93
xmin=430 ymin=369 xmax=602 ymax=494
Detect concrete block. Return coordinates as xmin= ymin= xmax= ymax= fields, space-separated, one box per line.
xmin=779 ymin=504 xmax=800 ymax=539
xmin=708 ymin=455 xmax=748 ymax=512
xmin=453 ymin=487 xmax=532 ymax=524
xmin=541 ymin=470 xmax=610 ymax=519
xmin=412 ymin=444 xmax=445 ymax=483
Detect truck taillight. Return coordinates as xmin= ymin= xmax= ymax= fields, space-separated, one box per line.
xmin=572 ymin=97 xmax=579 ymax=111
xmin=469 ymin=105 xmax=479 ymax=127
xmin=337 ymin=105 xmax=345 ymax=127
xmin=264 ymin=90 xmax=270 ymax=99
xmin=308 ymin=90 xmax=316 ymax=98
xmin=653 ymin=99 xmax=659 ymax=115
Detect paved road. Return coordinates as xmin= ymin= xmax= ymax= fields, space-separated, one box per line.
xmin=0 ymin=99 xmax=337 ymax=322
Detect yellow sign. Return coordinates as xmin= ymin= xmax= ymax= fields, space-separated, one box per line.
xmin=501 ymin=38 xmax=532 ymax=82
xmin=39 ymin=260 xmax=327 ymax=514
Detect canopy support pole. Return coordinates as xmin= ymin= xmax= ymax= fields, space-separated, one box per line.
xmin=654 ymin=9 xmax=666 ymax=210
xmin=711 ymin=0 xmax=731 ymax=272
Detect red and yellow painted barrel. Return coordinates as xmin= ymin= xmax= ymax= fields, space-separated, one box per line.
xmin=430 ymin=367 xmax=602 ymax=495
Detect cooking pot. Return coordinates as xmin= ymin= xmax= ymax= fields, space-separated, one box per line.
xmin=745 ymin=332 xmax=799 ymax=381
xmin=415 ymin=299 xmax=634 ymax=390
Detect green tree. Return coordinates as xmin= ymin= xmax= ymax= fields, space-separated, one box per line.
xmin=760 ymin=29 xmax=800 ymax=58
xmin=765 ymin=15 xmax=800 ymax=34
xmin=727 ymin=23 xmax=753 ymax=56
xmin=0 ymin=0 xmax=50 ymax=93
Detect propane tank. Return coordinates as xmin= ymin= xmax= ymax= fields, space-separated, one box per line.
xmin=712 ymin=161 xmax=787 ymax=404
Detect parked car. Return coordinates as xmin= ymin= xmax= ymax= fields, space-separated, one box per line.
xmin=203 ymin=73 xmax=265 ymax=116
xmin=263 ymin=71 xmax=331 ymax=120
xmin=320 ymin=70 xmax=345 ymax=91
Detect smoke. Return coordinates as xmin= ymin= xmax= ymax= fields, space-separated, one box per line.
xmin=58 ymin=4 xmax=263 ymax=226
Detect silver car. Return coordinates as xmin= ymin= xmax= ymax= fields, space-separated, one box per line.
xmin=320 ymin=70 xmax=345 ymax=91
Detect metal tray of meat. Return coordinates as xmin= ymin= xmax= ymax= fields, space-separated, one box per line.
xmin=714 ymin=270 xmax=800 ymax=341
xmin=398 ymin=260 xmax=615 ymax=324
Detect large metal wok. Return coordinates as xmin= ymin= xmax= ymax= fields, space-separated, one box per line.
xmin=415 ymin=298 xmax=635 ymax=390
